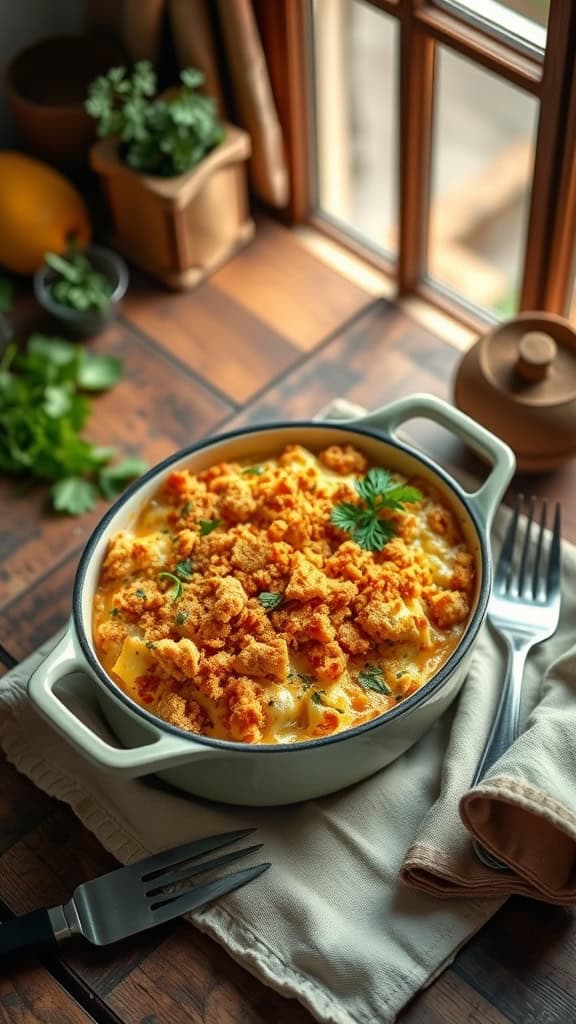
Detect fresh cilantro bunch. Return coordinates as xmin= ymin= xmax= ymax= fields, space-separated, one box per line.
xmin=330 ymin=467 xmax=422 ymax=551
xmin=0 ymin=335 xmax=146 ymax=515
xmin=45 ymin=248 xmax=113 ymax=313
xmin=85 ymin=61 xmax=224 ymax=177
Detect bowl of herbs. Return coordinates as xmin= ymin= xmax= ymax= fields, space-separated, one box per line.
xmin=34 ymin=243 xmax=129 ymax=338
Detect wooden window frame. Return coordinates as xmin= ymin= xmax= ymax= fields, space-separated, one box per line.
xmin=258 ymin=0 xmax=576 ymax=330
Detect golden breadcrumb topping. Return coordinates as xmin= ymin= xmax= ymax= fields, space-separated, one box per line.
xmin=92 ymin=443 xmax=476 ymax=744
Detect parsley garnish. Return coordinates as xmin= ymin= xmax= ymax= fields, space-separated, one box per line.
xmin=181 ymin=501 xmax=193 ymax=515
xmin=357 ymin=664 xmax=391 ymax=695
xmin=199 ymin=518 xmax=222 ymax=536
xmin=134 ymin=589 xmax=147 ymax=599
xmin=330 ymin=468 xmax=422 ymax=551
xmin=176 ymin=609 xmax=189 ymax=625
xmin=0 ymin=333 xmax=145 ymax=515
xmin=158 ymin=571 xmax=183 ymax=601
xmin=175 ymin=557 xmax=194 ymax=581
xmin=258 ymin=591 xmax=284 ymax=612
xmin=289 ymin=670 xmax=314 ymax=688
xmin=242 ymin=465 xmax=264 ymax=476
xmin=109 ymin=607 xmax=120 ymax=618
xmin=311 ymin=691 xmax=324 ymax=706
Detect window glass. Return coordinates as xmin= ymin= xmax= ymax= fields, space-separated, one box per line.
xmin=313 ymin=0 xmax=399 ymax=258
xmin=427 ymin=46 xmax=539 ymax=317
xmin=435 ymin=0 xmax=548 ymax=51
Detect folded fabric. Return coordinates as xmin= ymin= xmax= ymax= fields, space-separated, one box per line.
xmin=400 ymin=511 xmax=576 ymax=905
xmin=1 ymin=397 xmax=574 ymax=1024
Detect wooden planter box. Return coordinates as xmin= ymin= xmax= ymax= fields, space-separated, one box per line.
xmin=90 ymin=124 xmax=254 ymax=289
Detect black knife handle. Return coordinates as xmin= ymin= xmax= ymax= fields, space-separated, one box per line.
xmin=0 ymin=909 xmax=57 ymax=961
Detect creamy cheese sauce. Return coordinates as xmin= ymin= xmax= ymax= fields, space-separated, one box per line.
xmin=92 ymin=443 xmax=476 ymax=744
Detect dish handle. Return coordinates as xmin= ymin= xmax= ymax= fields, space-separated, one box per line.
xmin=351 ymin=392 xmax=515 ymax=528
xmin=27 ymin=625 xmax=210 ymax=776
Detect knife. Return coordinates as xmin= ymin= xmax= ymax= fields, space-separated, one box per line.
xmin=0 ymin=827 xmax=269 ymax=959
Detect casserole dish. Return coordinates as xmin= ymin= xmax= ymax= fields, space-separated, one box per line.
xmin=28 ymin=393 xmax=515 ymax=805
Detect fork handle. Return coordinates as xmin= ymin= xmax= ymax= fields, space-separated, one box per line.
xmin=472 ymin=640 xmax=528 ymax=786
xmin=0 ymin=909 xmax=57 ymax=962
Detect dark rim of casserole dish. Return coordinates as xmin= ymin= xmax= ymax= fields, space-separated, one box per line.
xmin=74 ymin=421 xmax=492 ymax=753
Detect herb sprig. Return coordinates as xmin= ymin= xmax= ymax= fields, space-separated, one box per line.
xmin=357 ymin=664 xmax=391 ymax=695
xmin=330 ymin=468 xmax=422 ymax=551
xmin=0 ymin=334 xmax=146 ymax=515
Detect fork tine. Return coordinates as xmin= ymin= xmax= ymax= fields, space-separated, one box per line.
xmin=495 ymin=494 xmax=522 ymax=593
xmin=138 ymin=828 xmax=256 ymax=881
xmin=145 ymin=843 xmax=264 ymax=895
xmin=148 ymin=863 xmax=271 ymax=923
xmin=517 ymin=495 xmax=536 ymax=596
xmin=547 ymin=502 xmax=561 ymax=598
xmin=531 ymin=499 xmax=547 ymax=599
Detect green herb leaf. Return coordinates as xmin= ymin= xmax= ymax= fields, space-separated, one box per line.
xmin=311 ymin=691 xmax=324 ymax=706
xmin=331 ymin=468 xmax=422 ymax=551
xmin=241 ymin=465 xmax=264 ymax=476
xmin=85 ymin=60 xmax=223 ymax=177
xmin=51 ymin=477 xmax=98 ymax=516
xmin=174 ymin=557 xmax=194 ymax=581
xmin=158 ymin=571 xmax=183 ymax=601
xmin=199 ymin=518 xmax=222 ymax=536
xmin=77 ymin=353 xmax=123 ymax=391
xmin=258 ymin=591 xmax=284 ymax=612
xmin=176 ymin=609 xmax=189 ymax=625
xmin=180 ymin=500 xmax=193 ymax=515
xmin=357 ymin=665 xmax=391 ymax=695
xmin=98 ymin=457 xmax=147 ymax=499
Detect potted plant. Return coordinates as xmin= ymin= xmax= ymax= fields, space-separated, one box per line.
xmin=86 ymin=62 xmax=254 ymax=289
xmin=34 ymin=244 xmax=129 ymax=338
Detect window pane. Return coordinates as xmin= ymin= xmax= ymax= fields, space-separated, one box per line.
xmin=312 ymin=0 xmax=398 ymax=258
xmin=427 ymin=47 xmax=539 ymax=318
xmin=434 ymin=0 xmax=548 ymax=51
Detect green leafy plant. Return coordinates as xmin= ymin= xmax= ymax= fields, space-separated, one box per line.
xmin=44 ymin=247 xmax=114 ymax=312
xmin=85 ymin=61 xmax=224 ymax=177
xmin=330 ymin=468 xmax=423 ymax=551
xmin=357 ymin=664 xmax=391 ymax=695
xmin=0 ymin=334 xmax=147 ymax=515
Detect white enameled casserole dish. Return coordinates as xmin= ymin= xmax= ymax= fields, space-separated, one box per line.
xmin=27 ymin=394 xmax=515 ymax=805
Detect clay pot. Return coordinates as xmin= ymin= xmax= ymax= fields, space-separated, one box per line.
xmin=90 ymin=125 xmax=254 ymax=289
xmin=454 ymin=312 xmax=576 ymax=472
xmin=4 ymin=34 xmax=126 ymax=169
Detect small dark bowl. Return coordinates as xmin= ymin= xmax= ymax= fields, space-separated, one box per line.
xmin=34 ymin=245 xmax=129 ymax=338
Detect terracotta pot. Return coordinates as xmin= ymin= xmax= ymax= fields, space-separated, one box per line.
xmin=5 ymin=34 xmax=126 ymax=169
xmin=90 ymin=125 xmax=255 ymax=289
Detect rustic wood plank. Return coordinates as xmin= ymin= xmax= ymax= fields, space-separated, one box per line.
xmin=121 ymin=275 xmax=303 ymax=404
xmin=0 ymin=961 xmax=97 ymax=1024
xmin=211 ymin=219 xmax=374 ymax=351
xmin=0 ymin=319 xmax=233 ymax=615
xmin=402 ymin=969 xmax=512 ymax=1023
xmin=0 ymin=759 xmax=57 ymax=856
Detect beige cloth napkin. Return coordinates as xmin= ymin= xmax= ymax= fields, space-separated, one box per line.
xmin=1 ymin=399 xmax=575 ymax=1024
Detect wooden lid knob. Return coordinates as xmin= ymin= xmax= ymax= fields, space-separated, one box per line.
xmin=515 ymin=331 xmax=557 ymax=382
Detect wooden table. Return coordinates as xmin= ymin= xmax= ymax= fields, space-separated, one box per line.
xmin=2 ymin=218 xmax=575 ymax=1023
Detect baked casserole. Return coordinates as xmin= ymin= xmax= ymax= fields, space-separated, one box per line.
xmin=93 ymin=443 xmax=475 ymax=744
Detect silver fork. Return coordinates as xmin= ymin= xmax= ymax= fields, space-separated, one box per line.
xmin=471 ymin=495 xmax=562 ymax=870
xmin=0 ymin=828 xmax=270 ymax=958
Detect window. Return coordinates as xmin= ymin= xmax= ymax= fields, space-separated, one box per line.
xmin=263 ymin=0 xmax=576 ymax=329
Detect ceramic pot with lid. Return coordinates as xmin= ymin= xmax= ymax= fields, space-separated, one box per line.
xmin=454 ymin=312 xmax=576 ymax=472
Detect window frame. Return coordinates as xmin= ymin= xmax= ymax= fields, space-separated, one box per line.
xmin=257 ymin=0 xmax=576 ymax=329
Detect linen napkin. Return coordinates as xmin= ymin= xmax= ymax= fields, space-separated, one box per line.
xmin=0 ymin=398 xmax=573 ymax=1024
